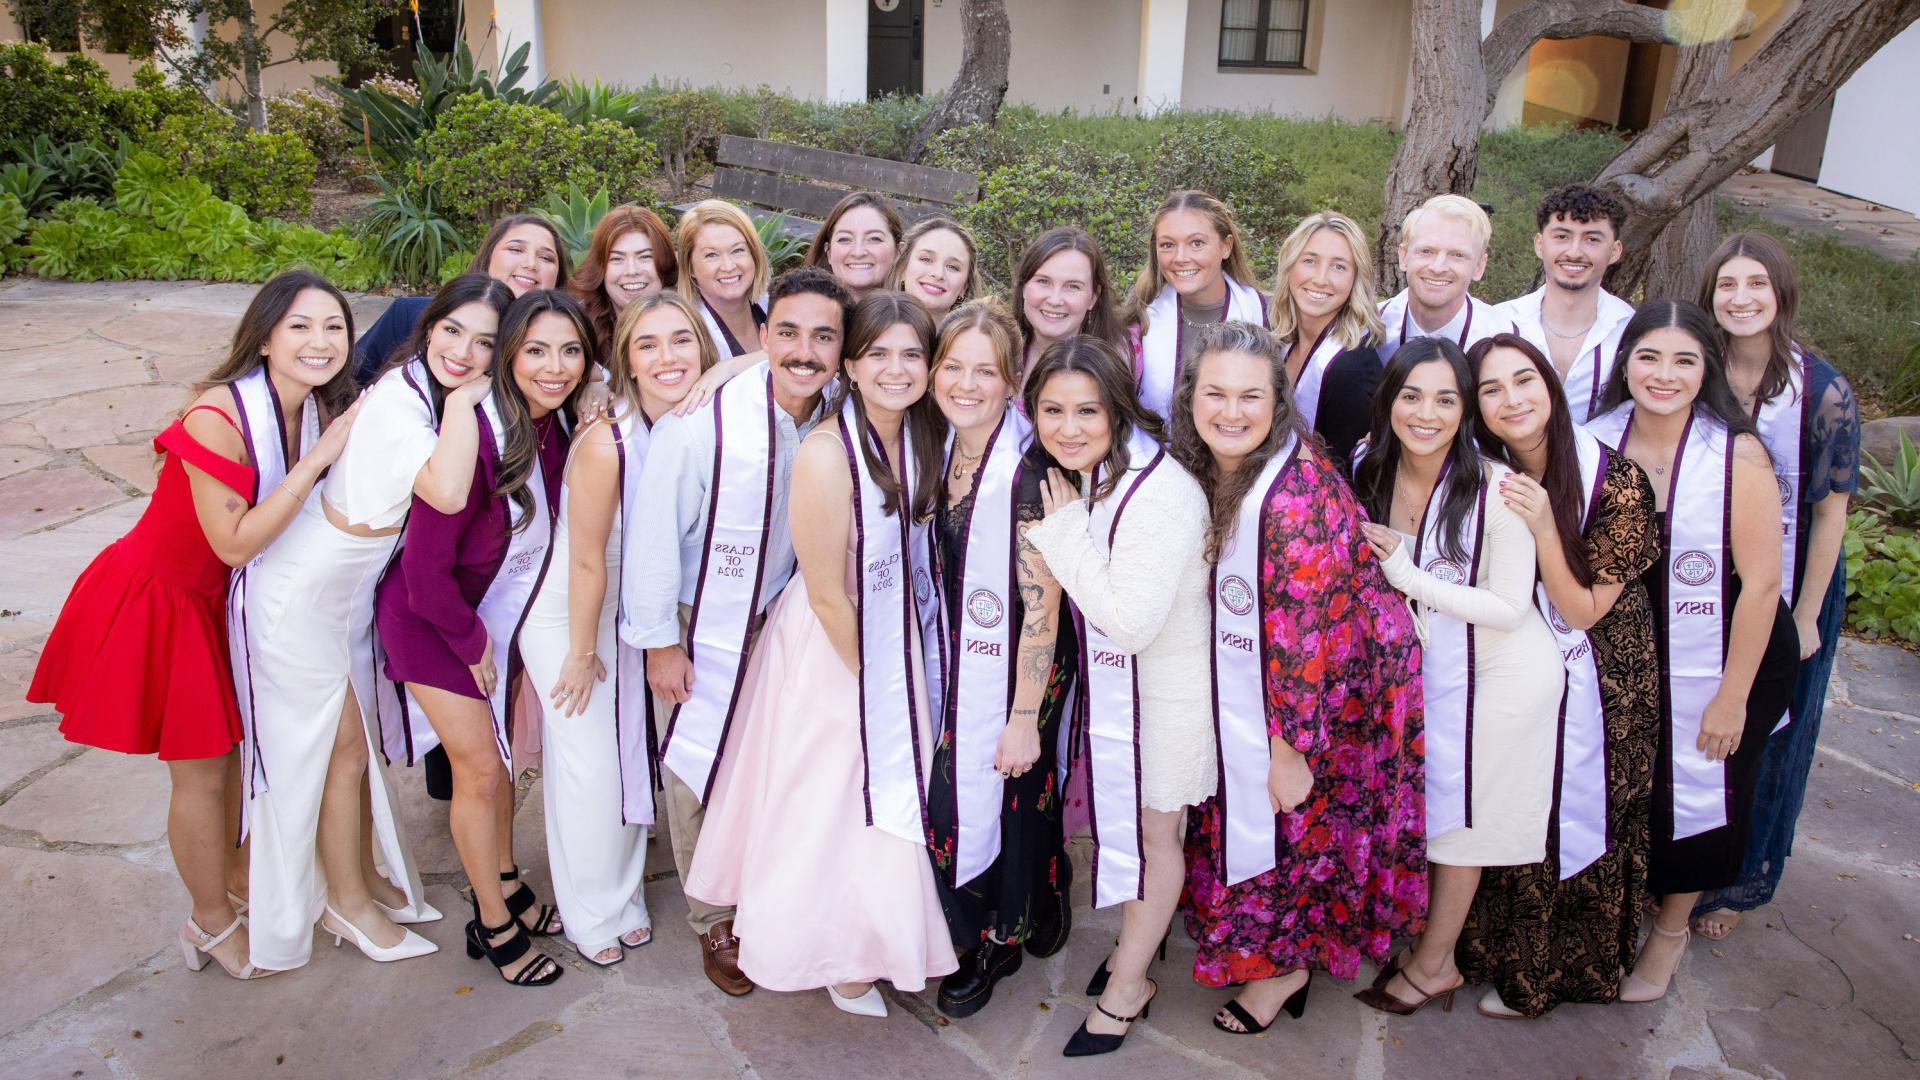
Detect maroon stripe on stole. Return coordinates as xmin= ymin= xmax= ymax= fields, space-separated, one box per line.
xmin=1259 ymin=446 xmax=1296 ymax=871
xmin=1115 ymin=452 xmax=1161 ymax=902
xmin=1585 ymin=442 xmax=1613 ymax=851
xmin=1461 ymin=481 xmax=1489 ymax=830
xmin=841 ymin=418 xmax=876 ymax=827
xmin=1000 ymin=457 xmax=1021 ymax=715
xmin=609 ymin=420 xmax=632 ymax=824
xmin=1073 ymin=602 xmax=1099 ymax=902
xmin=1716 ymin=417 xmax=1735 ymax=822
xmin=500 ymin=421 xmax=564 ymax=766
xmin=230 ymin=378 xmax=273 ymax=801
xmin=939 ymin=411 xmax=1009 ymax=736
xmin=660 ymin=403 xmax=729 ymax=755
xmin=888 ymin=421 xmax=932 ymax=837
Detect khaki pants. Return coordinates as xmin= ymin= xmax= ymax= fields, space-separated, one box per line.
xmin=654 ymin=604 xmax=735 ymax=935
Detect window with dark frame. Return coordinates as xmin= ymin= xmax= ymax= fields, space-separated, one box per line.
xmin=1219 ymin=0 xmax=1309 ymax=70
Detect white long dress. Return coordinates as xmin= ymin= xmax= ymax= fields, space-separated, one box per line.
xmin=521 ymin=423 xmax=652 ymax=957
xmin=242 ymin=367 xmax=437 ymax=970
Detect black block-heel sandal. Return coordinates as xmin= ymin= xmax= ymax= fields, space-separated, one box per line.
xmin=464 ymin=918 xmax=562 ymax=986
xmin=497 ymin=868 xmax=562 ymax=937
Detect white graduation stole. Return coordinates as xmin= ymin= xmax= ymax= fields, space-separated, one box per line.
xmin=1751 ymin=352 xmax=1808 ymax=607
xmin=1076 ymin=445 xmax=1165 ymax=909
xmin=842 ymin=396 xmax=937 ymax=845
xmin=1540 ymin=428 xmax=1611 ymax=879
xmin=1137 ymin=273 xmax=1267 ymax=417
xmin=229 ymin=366 xmax=319 ymax=819
xmin=661 ymin=361 xmax=779 ymax=801
xmin=1210 ymin=439 xmax=1298 ymax=887
xmin=1286 ymin=325 xmax=1343 ymax=432
xmin=1410 ymin=460 xmax=1487 ymax=840
xmin=698 ymin=293 xmax=768 ymax=359
xmin=940 ymin=409 xmax=1030 ymax=886
xmin=1587 ymin=404 xmax=1731 ymax=840
xmin=608 ymin=403 xmax=657 ymax=827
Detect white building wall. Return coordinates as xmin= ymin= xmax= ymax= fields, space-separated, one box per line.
xmin=1175 ymin=0 xmax=1413 ymax=122
xmin=1815 ymin=20 xmax=1920 ymax=216
xmin=925 ymin=0 xmax=1142 ymax=114
xmin=508 ymin=0 xmax=833 ymax=99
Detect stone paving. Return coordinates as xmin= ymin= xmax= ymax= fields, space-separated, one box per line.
xmin=1 ymin=277 xmax=1916 ymax=1080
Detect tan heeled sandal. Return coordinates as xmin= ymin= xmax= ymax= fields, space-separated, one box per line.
xmin=1620 ymin=923 xmax=1690 ymax=1002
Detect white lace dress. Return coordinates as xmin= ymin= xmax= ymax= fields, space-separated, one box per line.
xmin=1026 ymin=456 xmax=1216 ymax=811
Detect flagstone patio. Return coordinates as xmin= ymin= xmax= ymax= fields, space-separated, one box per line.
xmin=0 ymin=277 xmax=1915 ymax=1080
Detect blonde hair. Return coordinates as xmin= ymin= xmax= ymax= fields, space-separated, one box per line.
xmin=1268 ymin=211 xmax=1384 ymax=350
xmin=934 ymin=296 xmax=1022 ymax=389
xmin=889 ymin=217 xmax=987 ymax=308
xmin=1400 ymin=193 xmax=1492 ymax=256
xmin=606 ymin=291 xmax=718 ymax=419
xmin=1124 ymin=190 xmax=1260 ymax=333
xmin=673 ymin=200 xmax=771 ymax=307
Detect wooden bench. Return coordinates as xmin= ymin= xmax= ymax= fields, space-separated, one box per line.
xmin=675 ymin=135 xmax=978 ymax=242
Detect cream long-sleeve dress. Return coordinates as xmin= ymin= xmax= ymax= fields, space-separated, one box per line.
xmin=1026 ymin=456 xmax=1216 ymax=812
xmin=1379 ymin=462 xmax=1561 ymax=867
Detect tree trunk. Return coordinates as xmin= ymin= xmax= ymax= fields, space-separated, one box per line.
xmin=1621 ymin=4 xmax=1737 ymax=302
xmin=1373 ymin=0 xmax=1486 ymax=296
xmin=1597 ymin=0 xmax=1919 ymax=297
xmin=237 ymin=1 xmax=267 ymax=130
xmin=907 ymin=0 xmax=1011 ymax=164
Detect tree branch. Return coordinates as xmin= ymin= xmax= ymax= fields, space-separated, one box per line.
xmin=1480 ymin=0 xmax=1755 ymax=115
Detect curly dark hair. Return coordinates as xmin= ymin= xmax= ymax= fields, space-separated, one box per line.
xmin=767 ymin=264 xmax=854 ymax=338
xmin=1535 ymin=183 xmax=1627 ymax=237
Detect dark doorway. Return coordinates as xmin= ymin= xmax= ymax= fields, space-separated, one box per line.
xmin=868 ymin=0 xmax=924 ymax=98
xmin=1771 ymin=94 xmax=1835 ymax=182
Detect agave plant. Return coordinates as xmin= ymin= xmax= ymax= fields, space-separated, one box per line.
xmin=538 ymin=182 xmax=611 ymax=265
xmin=361 ymin=176 xmax=466 ymax=287
xmin=7 ymin=134 xmax=121 ymax=203
xmin=1860 ymin=431 xmax=1920 ymax=530
xmin=326 ymin=38 xmax=559 ymax=158
xmin=755 ymin=212 xmax=812 ymax=273
xmin=0 ymin=193 xmax=25 ymax=247
xmin=551 ymin=79 xmax=646 ymax=129
xmin=0 ymin=162 xmax=56 ymax=216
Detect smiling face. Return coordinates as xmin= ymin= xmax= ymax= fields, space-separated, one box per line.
xmin=1624 ymin=325 xmax=1706 ymax=419
xmin=932 ymin=327 xmax=1011 ymax=438
xmin=1476 ymin=344 xmax=1552 ymax=451
xmin=1390 ymin=358 xmax=1464 ymax=461
xmin=1034 ymin=370 xmax=1113 ymax=472
xmin=1191 ymin=350 xmax=1275 ymax=470
xmin=826 ymin=205 xmax=897 ymax=296
xmin=849 ymin=321 xmax=930 ymax=421
xmin=1154 ymin=207 xmax=1231 ymax=300
xmin=486 ymin=223 xmax=562 ymax=296
xmin=690 ymin=222 xmax=754 ymax=305
xmin=1534 ymin=212 xmax=1621 ymax=293
xmin=512 ymin=310 xmax=587 ymax=419
xmin=603 ymin=228 xmax=662 ymax=310
xmin=1710 ymin=254 xmax=1778 ymax=341
xmin=1398 ymin=214 xmax=1487 ymax=313
xmin=1288 ymin=226 xmax=1357 ymax=326
xmin=625 ymin=304 xmax=701 ymax=414
xmin=424 ymin=299 xmax=501 ymax=389
xmin=263 ymin=287 xmax=350 ymax=389
xmin=1021 ymin=249 xmax=1097 ymax=346
xmin=899 ymin=228 xmax=972 ymax=315
xmin=760 ymin=291 xmax=844 ymax=406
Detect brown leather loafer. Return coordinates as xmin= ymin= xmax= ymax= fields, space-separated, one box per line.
xmin=701 ymin=921 xmax=753 ymax=996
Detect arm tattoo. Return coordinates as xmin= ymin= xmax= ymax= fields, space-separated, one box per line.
xmin=225 ymin=497 xmax=242 ymax=513
xmin=1017 ymin=640 xmax=1053 ymax=683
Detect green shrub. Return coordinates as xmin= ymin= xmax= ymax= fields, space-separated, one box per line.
xmin=647 ymin=89 xmax=724 ymax=198
xmin=0 ymin=42 xmax=120 ymax=147
xmin=1844 ymin=510 xmax=1920 ymax=643
xmin=773 ymin=94 xmax=935 ymax=162
xmin=417 ymin=97 xmax=657 ymax=227
xmin=143 ymin=114 xmax=318 ymax=218
xmin=0 ymin=193 xmax=26 ymax=247
xmin=958 ymin=160 xmax=1153 ymax=291
xmin=268 ymin=90 xmax=356 ymax=179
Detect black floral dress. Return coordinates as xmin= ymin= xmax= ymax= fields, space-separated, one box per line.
xmin=1456 ymin=453 xmax=1662 ymax=1015
xmin=925 ymin=451 xmax=1077 ymax=949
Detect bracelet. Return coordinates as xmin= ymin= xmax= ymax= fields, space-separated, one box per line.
xmin=278 ymin=480 xmax=303 ymax=501
xmin=572 ymin=649 xmax=597 ymax=660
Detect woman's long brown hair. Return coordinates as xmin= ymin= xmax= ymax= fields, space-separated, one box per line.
xmin=1467 ymin=333 xmax=1594 ymax=585
xmin=489 ymin=289 xmax=594 ymax=532
xmin=192 ymin=268 xmax=357 ymax=421
xmin=829 ymin=292 xmax=945 ymax=521
xmin=1695 ymin=230 xmax=1800 ymax=404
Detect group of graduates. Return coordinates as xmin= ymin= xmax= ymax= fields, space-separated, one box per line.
xmin=28 ymin=175 xmax=1858 ymax=1056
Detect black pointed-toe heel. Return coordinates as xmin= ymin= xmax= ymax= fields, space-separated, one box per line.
xmin=1213 ymin=972 xmax=1310 ymax=1035
xmin=1063 ymin=980 xmax=1156 ymax=1058
xmin=1084 ymin=931 xmax=1169 ymax=996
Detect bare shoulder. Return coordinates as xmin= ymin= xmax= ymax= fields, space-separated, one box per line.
xmin=183 ymin=385 xmax=247 ymax=460
xmin=1731 ymin=431 xmax=1773 ymax=468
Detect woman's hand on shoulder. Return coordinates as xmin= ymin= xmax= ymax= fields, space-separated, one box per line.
xmin=308 ymin=393 xmax=363 ymax=468
xmin=1497 ymin=470 xmax=1555 ymax=539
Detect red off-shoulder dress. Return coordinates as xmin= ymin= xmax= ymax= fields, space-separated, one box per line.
xmin=28 ymin=405 xmax=256 ymax=760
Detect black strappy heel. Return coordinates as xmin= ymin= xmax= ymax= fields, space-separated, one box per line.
xmin=1063 ymin=979 xmax=1156 ymax=1057
xmin=495 ymin=868 xmax=562 ymax=937
xmin=464 ymin=918 xmax=562 ymax=987
xmin=1213 ymin=972 xmax=1310 ymax=1034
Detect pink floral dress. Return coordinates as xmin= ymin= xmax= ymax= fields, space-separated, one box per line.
xmin=1182 ymin=449 xmax=1428 ymax=984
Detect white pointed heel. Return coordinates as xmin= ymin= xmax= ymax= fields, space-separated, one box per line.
xmin=180 ymin=915 xmax=278 ymax=980
xmin=373 ymin=897 xmax=444 ymax=925
xmin=828 ymin=983 xmax=888 ymax=1018
xmin=323 ymin=905 xmax=439 ymax=962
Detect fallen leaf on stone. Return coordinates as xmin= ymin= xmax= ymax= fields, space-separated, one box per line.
xmin=276 ymin=1055 xmax=285 ymax=1065
xmin=1037 ymin=1002 xmax=1050 ymax=1011
xmin=552 ymin=1024 xmax=563 ymax=1032
xmin=455 ymin=986 xmax=472 ymax=995
xmin=131 ymin=1030 xmax=142 ymax=1038
xmin=1711 ymin=948 xmax=1725 ymax=957
xmin=1392 ymin=1036 xmax=1404 ymax=1046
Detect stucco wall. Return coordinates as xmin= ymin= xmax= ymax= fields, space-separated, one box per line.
xmin=1817 ymin=20 xmax=1919 ymax=215
xmin=1175 ymin=0 xmax=1413 ymax=122
xmin=2 ymin=1 xmax=337 ymax=102
xmin=926 ymin=0 xmax=1141 ymax=114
